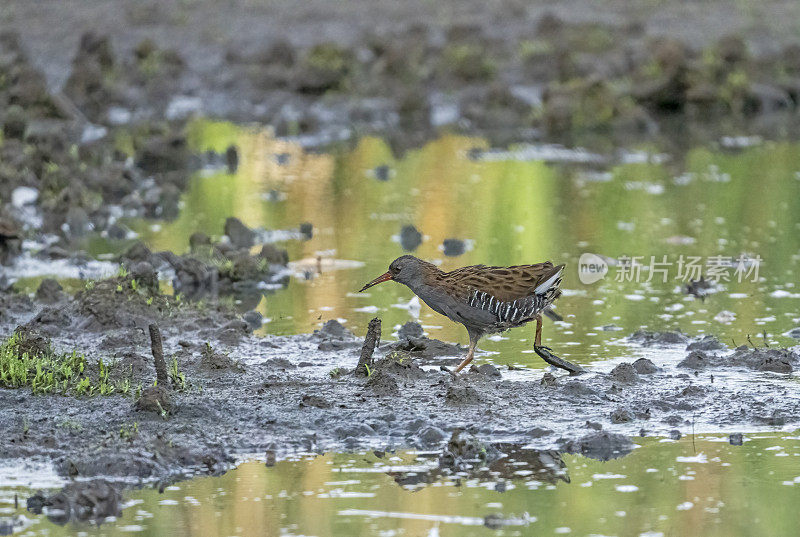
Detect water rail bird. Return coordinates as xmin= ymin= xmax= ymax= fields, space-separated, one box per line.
xmin=359 ymin=255 xmax=583 ymax=374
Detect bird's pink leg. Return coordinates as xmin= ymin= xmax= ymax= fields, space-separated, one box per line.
xmin=455 ymin=336 xmax=478 ymax=373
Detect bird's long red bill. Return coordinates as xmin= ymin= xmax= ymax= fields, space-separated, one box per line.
xmin=359 ymin=272 xmax=393 ymax=292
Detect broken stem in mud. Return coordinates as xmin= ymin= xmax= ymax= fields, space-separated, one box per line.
xmin=149 ymin=324 xmax=169 ymax=388
xmin=356 ymin=318 xmax=381 ymax=377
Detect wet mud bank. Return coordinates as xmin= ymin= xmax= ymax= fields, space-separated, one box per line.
xmin=2 ymin=277 xmax=799 ymax=491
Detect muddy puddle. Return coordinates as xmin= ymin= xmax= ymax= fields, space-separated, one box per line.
xmin=10 ymin=120 xmax=800 ymax=368
xmin=4 ymin=433 xmax=800 ymax=536
xmin=3 ymin=121 xmax=800 ymax=536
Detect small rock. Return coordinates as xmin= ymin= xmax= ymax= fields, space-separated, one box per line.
xmin=669 ymin=429 xmax=682 ymax=440
xmin=399 ymin=225 xmax=422 ymax=251
xmin=35 ymin=278 xmax=63 ymax=303
xmin=729 ymin=433 xmax=744 ymax=446
xmin=678 ymin=350 xmax=709 ymax=369
xmin=397 ymin=321 xmax=424 ymax=341
xmin=632 ymin=358 xmax=658 ymax=374
xmin=540 ymin=372 xmax=557 ymax=386
xmin=610 ymin=408 xmax=634 ymax=423
xmin=225 ymin=145 xmax=239 ymax=173
xmin=686 ymin=335 xmax=725 ymax=352
xmin=189 ymin=231 xmax=211 ymax=252
xmin=300 ymin=394 xmax=331 ymax=408
xmin=134 ymin=386 xmax=172 ymax=414
xmin=372 ymin=164 xmax=393 ymax=181
xmin=224 ymin=217 xmax=256 ymax=249
xmin=446 ymin=384 xmax=480 ymax=404
xmin=610 ymin=362 xmax=639 ymax=383
xmin=561 ymin=431 xmax=634 ymax=461
xmin=442 ymin=238 xmax=466 ymax=257
xmin=241 ymin=310 xmax=263 ymax=330
xmin=417 ymin=426 xmax=447 ymax=447
xmin=475 ymin=363 xmax=501 ymax=377
xmin=299 ymin=222 xmax=313 ymax=240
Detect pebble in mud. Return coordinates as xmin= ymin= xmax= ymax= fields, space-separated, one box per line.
xmin=730 ymin=433 xmax=744 ymax=445
xmin=442 ymin=238 xmax=466 ymax=256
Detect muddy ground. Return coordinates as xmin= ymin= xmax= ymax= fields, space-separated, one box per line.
xmin=5 ymin=0 xmax=800 ymax=153
xmin=2 ymin=0 xmax=800 ymax=521
xmin=2 ymin=271 xmax=799 ymax=489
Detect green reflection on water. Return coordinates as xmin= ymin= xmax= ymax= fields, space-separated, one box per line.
xmin=86 ymin=122 xmax=800 ymax=367
xmin=8 ymin=434 xmax=800 ymax=536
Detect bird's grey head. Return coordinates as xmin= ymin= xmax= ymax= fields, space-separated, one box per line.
xmin=358 ymin=255 xmax=430 ymax=292
xmin=387 ymin=255 xmax=426 ymax=286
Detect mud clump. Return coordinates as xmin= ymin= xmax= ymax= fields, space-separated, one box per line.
xmin=314 ymin=320 xmax=358 ymax=351
xmin=561 ymin=431 xmax=634 ymax=461
xmin=686 ymin=335 xmax=726 ymax=352
xmin=678 ymin=350 xmax=711 ymax=369
xmin=391 ymin=321 xmax=463 ymax=358
xmin=35 ymin=278 xmax=64 ymax=303
xmin=134 ymin=385 xmax=172 ymax=414
xmin=224 ymin=217 xmax=257 ymax=249
xmin=610 ymin=362 xmax=639 ymax=383
xmin=679 ymin=347 xmax=796 ymax=372
xmin=729 ymin=347 xmax=795 ymax=373
xmin=633 ymin=358 xmax=658 ymax=374
xmin=27 ymin=480 xmax=121 ymax=524
xmin=446 ymin=383 xmax=481 ymax=405
xmin=365 ymin=352 xmax=425 ymax=396
xmin=11 ymin=325 xmax=52 ymax=358
xmin=439 ymin=430 xmax=501 ymax=470
xmin=610 ymin=408 xmax=634 ymax=423
xmin=300 ymin=394 xmax=332 ymax=408
xmin=629 ymin=330 xmax=688 ymax=346
xmin=200 ymin=344 xmax=244 ymax=371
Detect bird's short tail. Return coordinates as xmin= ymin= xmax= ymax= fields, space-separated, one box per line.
xmin=534 ymin=264 xmax=565 ymax=296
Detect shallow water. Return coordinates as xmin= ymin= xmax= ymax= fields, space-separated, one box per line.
xmin=27 ymin=121 xmax=793 ymax=368
xmin=5 ymin=124 xmax=800 ymax=534
xmin=5 ymin=433 xmax=800 ymax=536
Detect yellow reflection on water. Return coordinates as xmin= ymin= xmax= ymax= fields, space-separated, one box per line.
xmin=11 ymin=434 xmax=800 ymax=536
xmin=122 ymin=122 xmax=800 ymax=368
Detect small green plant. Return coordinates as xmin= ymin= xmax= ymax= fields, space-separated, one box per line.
xmin=0 ymin=332 xmax=132 ymax=398
xmin=59 ymin=419 xmax=82 ymax=431
xmin=116 ymin=265 xmax=129 ymax=278
xmin=130 ymin=278 xmax=138 ymax=292
xmin=364 ymin=364 xmax=373 ymax=377
xmin=119 ymin=421 xmax=139 ymax=441
xmin=169 ymin=356 xmax=187 ymax=391
xmin=146 ymin=296 xmax=154 ymax=306
xmin=329 ymin=367 xmax=343 ymax=379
